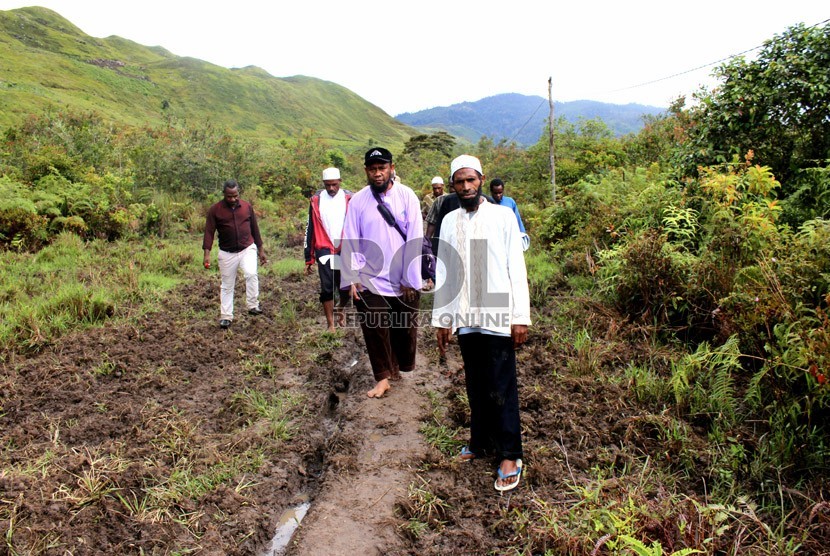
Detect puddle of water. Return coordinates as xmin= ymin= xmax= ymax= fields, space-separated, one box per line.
xmin=262 ymin=495 xmax=311 ymax=556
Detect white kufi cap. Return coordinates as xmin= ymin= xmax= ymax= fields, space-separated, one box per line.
xmin=450 ymin=155 xmax=482 ymax=179
xmin=322 ymin=167 xmax=341 ymax=181
xmin=431 ymin=176 xmax=444 ymax=185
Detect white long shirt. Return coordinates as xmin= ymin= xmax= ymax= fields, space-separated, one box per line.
xmin=318 ymin=188 xmax=347 ymax=268
xmin=431 ymin=201 xmax=531 ymax=335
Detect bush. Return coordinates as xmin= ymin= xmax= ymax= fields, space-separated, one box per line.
xmin=599 ymin=229 xmax=695 ymax=327
xmin=0 ymin=206 xmax=48 ymax=251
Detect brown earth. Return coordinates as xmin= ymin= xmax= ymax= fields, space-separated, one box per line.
xmin=2 ymin=265 xmax=828 ymax=555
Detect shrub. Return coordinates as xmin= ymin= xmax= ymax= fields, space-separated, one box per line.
xmin=0 ymin=206 xmax=48 ymax=251
xmin=599 ymin=230 xmax=695 ymax=327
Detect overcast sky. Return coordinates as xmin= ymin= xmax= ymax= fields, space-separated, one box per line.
xmin=1 ymin=1 xmax=827 ymax=115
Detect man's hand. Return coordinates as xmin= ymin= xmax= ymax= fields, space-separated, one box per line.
xmin=259 ymin=251 xmax=267 ymax=265
xmin=203 ymin=255 xmax=210 ymax=269
xmin=305 ymin=264 xmax=314 ymax=276
xmin=511 ymin=324 xmax=528 ymax=349
xmin=436 ymin=327 xmax=452 ymax=355
xmin=400 ymin=286 xmax=418 ymax=304
xmin=350 ymin=283 xmax=361 ymax=301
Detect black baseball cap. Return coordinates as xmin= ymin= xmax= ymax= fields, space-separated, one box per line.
xmin=364 ymin=147 xmax=393 ymax=165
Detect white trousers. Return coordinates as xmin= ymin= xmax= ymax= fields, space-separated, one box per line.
xmin=218 ymin=244 xmax=259 ymax=320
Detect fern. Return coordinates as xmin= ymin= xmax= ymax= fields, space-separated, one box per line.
xmin=662 ymin=204 xmax=699 ymax=250
xmin=705 ymin=335 xmax=741 ymax=427
xmin=616 ymin=534 xmax=703 ymax=555
xmin=669 ymin=358 xmax=692 ymax=408
xmin=670 ymin=336 xmax=742 ymax=427
xmin=744 ymin=365 xmax=771 ymax=410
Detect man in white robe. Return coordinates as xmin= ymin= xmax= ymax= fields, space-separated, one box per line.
xmin=432 ymin=155 xmax=531 ymax=492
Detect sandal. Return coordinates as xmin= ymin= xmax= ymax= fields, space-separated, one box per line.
xmin=494 ymin=459 xmax=522 ymax=492
xmin=458 ymin=446 xmax=476 ymax=461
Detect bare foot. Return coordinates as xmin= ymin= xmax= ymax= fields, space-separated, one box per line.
xmin=327 ymin=325 xmax=336 ymax=333
xmin=366 ymin=379 xmax=390 ymax=398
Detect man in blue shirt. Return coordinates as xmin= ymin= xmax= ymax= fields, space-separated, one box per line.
xmin=489 ymin=178 xmax=525 ymax=233
xmin=490 ymin=179 xmax=529 ymax=251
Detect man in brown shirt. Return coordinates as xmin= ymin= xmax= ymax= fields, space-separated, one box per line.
xmin=203 ymin=179 xmax=267 ymax=329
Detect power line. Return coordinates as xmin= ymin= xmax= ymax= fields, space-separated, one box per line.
xmin=505 ymin=18 xmax=830 ymax=144
xmin=507 ymin=98 xmax=548 ymax=144
xmin=607 ymin=17 xmax=830 ymax=95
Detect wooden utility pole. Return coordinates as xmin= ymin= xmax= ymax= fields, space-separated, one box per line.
xmin=548 ymin=77 xmax=556 ymax=203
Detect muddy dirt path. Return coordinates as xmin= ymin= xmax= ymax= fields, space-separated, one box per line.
xmin=2 ymin=265 xmax=461 ymax=555
xmin=13 ymin=258 xmax=820 ymax=555
xmin=0 ymin=263 xmax=635 ymax=555
xmin=286 ymin=346 xmax=438 ymax=555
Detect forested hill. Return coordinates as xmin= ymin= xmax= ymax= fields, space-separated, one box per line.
xmin=0 ymin=6 xmax=414 ymax=147
xmin=396 ymin=93 xmax=666 ymax=145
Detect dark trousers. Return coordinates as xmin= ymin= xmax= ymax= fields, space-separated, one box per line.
xmin=458 ymin=332 xmax=523 ymax=461
xmin=317 ymin=260 xmax=346 ymax=304
xmin=353 ymin=290 xmax=419 ymax=381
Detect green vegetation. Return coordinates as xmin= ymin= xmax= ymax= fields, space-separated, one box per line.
xmin=398 ymin=476 xmax=451 ymax=540
xmin=408 ymin=21 xmax=829 ymax=555
xmin=0 ymin=6 xmax=413 ymax=148
xmin=231 ymin=389 xmax=304 ymax=441
xmin=1 ymin=9 xmax=828 ymax=554
xmin=0 ymin=231 xmax=196 ymax=353
xmin=420 ymin=390 xmax=463 ymax=456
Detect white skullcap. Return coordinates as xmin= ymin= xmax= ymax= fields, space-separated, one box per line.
xmin=431 ymin=176 xmax=444 ymax=185
xmin=450 ymin=155 xmax=482 ymax=179
xmin=322 ymin=167 xmax=341 ymax=181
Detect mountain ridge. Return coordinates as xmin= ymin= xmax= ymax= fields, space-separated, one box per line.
xmin=396 ymin=93 xmax=665 ymax=145
xmin=0 ymin=6 xmax=413 ymax=148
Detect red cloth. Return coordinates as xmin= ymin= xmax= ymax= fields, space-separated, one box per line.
xmin=304 ymin=190 xmax=352 ymax=264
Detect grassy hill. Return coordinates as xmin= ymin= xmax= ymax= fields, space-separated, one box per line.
xmin=0 ymin=6 xmax=414 ymax=148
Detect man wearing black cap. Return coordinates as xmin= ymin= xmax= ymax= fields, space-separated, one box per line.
xmin=340 ymin=147 xmax=424 ymax=398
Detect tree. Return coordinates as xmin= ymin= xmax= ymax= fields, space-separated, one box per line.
xmin=679 ymin=23 xmax=830 ymax=185
xmin=402 ymin=132 xmax=456 ymax=160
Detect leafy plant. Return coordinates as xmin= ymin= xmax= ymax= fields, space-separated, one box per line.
xmin=678 ymin=23 xmax=830 ymax=183
xmin=669 ymin=335 xmax=741 ymax=428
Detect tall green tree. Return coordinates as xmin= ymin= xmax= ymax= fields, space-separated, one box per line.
xmin=679 ymin=23 xmax=830 ymax=184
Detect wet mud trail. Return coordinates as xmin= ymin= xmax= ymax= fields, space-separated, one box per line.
xmin=0 ymin=262 xmax=456 ymax=555
xmin=286 ymin=326 xmax=447 ymax=555
xmin=4 ymin=261 xmax=751 ymax=555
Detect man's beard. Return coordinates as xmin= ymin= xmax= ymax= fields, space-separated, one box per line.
xmin=458 ymin=188 xmax=482 ymax=209
xmin=369 ymin=180 xmax=390 ymax=195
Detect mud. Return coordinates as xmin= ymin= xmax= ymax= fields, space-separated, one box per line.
xmin=2 ymin=264 xmax=827 ymax=555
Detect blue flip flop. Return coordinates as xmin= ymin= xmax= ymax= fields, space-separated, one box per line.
xmin=459 ymin=446 xmax=476 ymax=461
xmin=494 ymin=459 xmax=522 ymax=492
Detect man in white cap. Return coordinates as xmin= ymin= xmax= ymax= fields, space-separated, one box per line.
xmin=304 ymin=167 xmax=352 ymax=332
xmin=421 ymin=176 xmax=445 ymax=219
xmin=432 ymin=154 xmax=531 ymax=492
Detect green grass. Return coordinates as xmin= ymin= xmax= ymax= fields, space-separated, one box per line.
xmin=232 ymin=389 xmax=305 ymax=441
xmin=266 ymin=257 xmax=306 ymax=279
xmin=525 ymin=250 xmax=564 ymax=305
xmin=0 ymin=6 xmax=413 ymax=149
xmin=398 ymin=477 xmax=450 ymax=539
xmin=419 ymin=390 xmax=463 ymax=456
xmin=0 ymin=231 xmax=197 ymax=354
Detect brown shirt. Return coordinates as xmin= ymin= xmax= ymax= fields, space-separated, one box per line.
xmin=202 ymin=198 xmax=263 ymax=253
